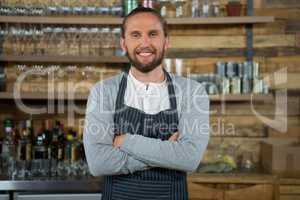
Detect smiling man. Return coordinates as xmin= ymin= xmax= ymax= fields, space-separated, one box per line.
xmin=83 ymin=7 xmax=209 ymax=200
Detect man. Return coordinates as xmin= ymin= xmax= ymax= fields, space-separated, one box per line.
xmin=83 ymin=7 xmax=209 ymax=200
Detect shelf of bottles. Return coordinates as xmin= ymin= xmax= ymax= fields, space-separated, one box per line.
xmin=0 ymin=118 xmax=92 ymax=180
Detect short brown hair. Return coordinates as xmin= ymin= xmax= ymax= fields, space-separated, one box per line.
xmin=121 ymin=6 xmax=168 ymax=38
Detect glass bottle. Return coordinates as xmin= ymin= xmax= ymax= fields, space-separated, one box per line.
xmin=33 ymin=130 xmax=48 ymax=159
xmin=56 ymin=121 xmax=65 ymax=161
xmin=0 ymin=64 xmax=6 ymax=92
xmin=17 ymin=120 xmax=32 ymax=161
xmin=1 ymin=119 xmax=17 ymax=178
xmin=64 ymin=130 xmax=73 ymax=163
xmin=2 ymin=119 xmax=16 ymax=159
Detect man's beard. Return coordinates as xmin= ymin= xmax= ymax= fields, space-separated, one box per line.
xmin=126 ymin=46 xmax=165 ymax=73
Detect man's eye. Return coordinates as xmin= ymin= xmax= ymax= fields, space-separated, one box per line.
xmin=131 ymin=33 xmax=140 ymax=38
xmin=150 ymin=32 xmax=157 ymax=37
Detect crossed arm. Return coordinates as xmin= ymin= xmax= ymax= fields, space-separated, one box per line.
xmin=83 ymin=82 xmax=209 ymax=176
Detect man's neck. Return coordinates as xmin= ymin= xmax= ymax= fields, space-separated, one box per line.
xmin=130 ymin=65 xmax=165 ymax=84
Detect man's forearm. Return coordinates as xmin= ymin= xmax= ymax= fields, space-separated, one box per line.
xmin=84 ymin=121 xmax=150 ymax=176
xmin=83 ymin=84 xmax=151 ymax=176
xmin=118 ymin=83 xmax=210 ymax=172
xmin=119 ymin=133 xmax=209 ymax=172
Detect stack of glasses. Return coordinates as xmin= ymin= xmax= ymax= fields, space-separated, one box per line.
xmin=0 ymin=0 xmax=123 ymax=16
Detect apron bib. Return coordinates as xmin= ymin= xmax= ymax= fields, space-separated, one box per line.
xmin=102 ymin=70 xmax=188 ymax=200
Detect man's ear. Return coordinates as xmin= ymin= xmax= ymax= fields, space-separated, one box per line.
xmin=120 ymin=37 xmax=127 ymax=53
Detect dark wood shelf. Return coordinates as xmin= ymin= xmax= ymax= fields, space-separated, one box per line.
xmin=0 ymin=16 xmax=274 ymax=25
xmin=0 ymin=55 xmax=128 ymax=63
xmin=0 ymin=92 xmax=273 ymax=102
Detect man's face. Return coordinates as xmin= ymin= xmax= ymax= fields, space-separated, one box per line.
xmin=121 ymin=12 xmax=169 ymax=73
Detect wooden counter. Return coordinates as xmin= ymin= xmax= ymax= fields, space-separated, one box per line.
xmin=187 ymin=173 xmax=276 ymax=200
xmin=188 ymin=173 xmax=275 ymax=184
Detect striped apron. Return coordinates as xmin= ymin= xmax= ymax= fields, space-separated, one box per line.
xmin=102 ymin=70 xmax=188 ymax=200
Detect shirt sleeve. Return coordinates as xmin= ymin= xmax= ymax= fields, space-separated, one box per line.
xmin=119 ymin=82 xmax=210 ymax=172
xmin=83 ymin=82 xmax=150 ymax=176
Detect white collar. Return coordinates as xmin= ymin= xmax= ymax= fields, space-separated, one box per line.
xmin=128 ymin=70 xmax=167 ymax=89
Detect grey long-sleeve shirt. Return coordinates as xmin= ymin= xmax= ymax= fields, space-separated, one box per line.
xmin=83 ymin=72 xmax=210 ymax=176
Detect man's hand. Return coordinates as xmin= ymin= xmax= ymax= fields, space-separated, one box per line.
xmin=113 ymin=134 xmax=126 ymax=148
xmin=168 ymin=132 xmax=179 ymax=142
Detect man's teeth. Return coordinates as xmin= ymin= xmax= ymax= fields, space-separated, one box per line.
xmin=139 ymin=52 xmax=152 ymax=57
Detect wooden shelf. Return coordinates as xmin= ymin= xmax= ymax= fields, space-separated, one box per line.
xmin=0 ymin=92 xmax=273 ymax=102
xmin=209 ymin=94 xmax=273 ymax=102
xmin=0 ymin=16 xmax=274 ymax=25
xmin=0 ymin=92 xmax=89 ymax=100
xmin=0 ymin=55 xmax=128 ymax=63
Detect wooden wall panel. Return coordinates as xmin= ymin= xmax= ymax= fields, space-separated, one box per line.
xmin=169 ymin=21 xmax=285 ymax=36
xmin=254 ymin=8 xmax=300 ymax=19
xmin=170 ymin=34 xmax=296 ymax=49
xmin=261 ymin=0 xmax=300 ymax=8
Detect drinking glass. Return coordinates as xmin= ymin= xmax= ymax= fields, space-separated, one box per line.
xmin=13 ymin=0 xmax=27 ymax=16
xmin=16 ymin=64 xmax=28 ymax=77
xmin=55 ymin=27 xmax=67 ymax=56
xmin=34 ymin=25 xmax=45 ymax=55
xmin=30 ymin=0 xmax=45 ymax=16
xmin=42 ymin=26 xmax=52 ymax=55
xmin=16 ymin=160 xmax=26 ymax=180
xmin=0 ymin=0 xmax=10 ymax=16
xmin=8 ymin=158 xmax=17 ymax=180
xmin=2 ymin=25 xmax=12 ymax=55
xmin=87 ymin=27 xmax=98 ymax=56
xmin=31 ymin=159 xmax=42 ymax=178
xmin=68 ymin=27 xmax=80 ymax=56
xmin=10 ymin=26 xmax=20 ymax=55
xmin=48 ymin=27 xmax=61 ymax=55
xmin=47 ymin=0 xmax=58 ymax=15
xmin=24 ymin=25 xmax=34 ymax=55
xmin=79 ymin=27 xmax=89 ymax=56
xmin=72 ymin=0 xmax=82 ymax=15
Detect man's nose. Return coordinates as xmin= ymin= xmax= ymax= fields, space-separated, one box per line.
xmin=140 ymin=35 xmax=151 ymax=46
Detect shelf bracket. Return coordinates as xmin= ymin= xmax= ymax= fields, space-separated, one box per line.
xmin=246 ymin=0 xmax=254 ymax=63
